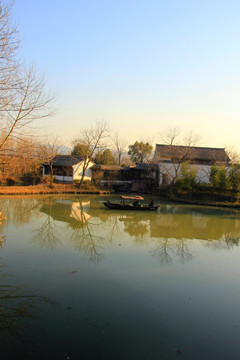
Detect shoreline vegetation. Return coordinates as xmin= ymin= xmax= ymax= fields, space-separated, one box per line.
xmin=167 ymin=196 xmax=240 ymax=208
xmin=0 ymin=184 xmax=240 ymax=209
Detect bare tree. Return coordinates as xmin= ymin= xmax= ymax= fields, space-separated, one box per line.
xmin=111 ymin=131 xmax=127 ymax=165
xmin=0 ymin=64 xmax=56 ymax=152
xmin=0 ymin=1 xmax=19 ymax=106
xmin=0 ymin=1 xmax=56 ymax=155
xmin=0 ymin=135 xmax=44 ymax=184
xmin=72 ymin=120 xmax=109 ymax=188
xmin=225 ymin=145 xmax=240 ymax=164
xmin=40 ymin=136 xmax=63 ymax=188
xmin=157 ymin=127 xmax=200 ymax=184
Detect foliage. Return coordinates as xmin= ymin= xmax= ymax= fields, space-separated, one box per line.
xmin=94 ymin=149 xmax=114 ymax=165
xmin=71 ymin=143 xmax=92 ymax=158
xmin=210 ymin=163 xmax=220 ymax=188
xmin=175 ymin=162 xmax=197 ymax=192
xmin=20 ymin=172 xmax=41 ymax=186
xmin=229 ymin=165 xmax=240 ymax=192
xmin=210 ymin=164 xmax=228 ymax=193
xmin=218 ymin=166 xmax=228 ymax=193
xmin=128 ymin=141 xmax=153 ymax=164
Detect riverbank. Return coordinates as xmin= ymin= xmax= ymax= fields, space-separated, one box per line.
xmin=1 ymin=184 xmax=240 ymax=209
xmin=167 ymin=196 xmax=240 ymax=208
xmin=0 ymin=184 xmax=110 ymax=195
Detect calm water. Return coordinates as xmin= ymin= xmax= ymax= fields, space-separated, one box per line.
xmin=0 ymin=195 xmax=240 ymax=359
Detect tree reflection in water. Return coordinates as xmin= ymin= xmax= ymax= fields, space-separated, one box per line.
xmin=68 ymin=199 xmax=106 ymax=264
xmin=204 ymin=233 xmax=240 ymax=250
xmin=25 ymin=196 xmax=240 ymax=265
xmin=0 ymin=198 xmax=40 ymax=227
xmin=32 ymin=198 xmax=60 ymax=250
xmin=121 ymin=216 xmax=149 ymax=242
xmin=149 ymin=238 xmax=193 ymax=264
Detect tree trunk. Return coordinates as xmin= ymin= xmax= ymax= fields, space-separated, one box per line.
xmin=78 ymin=158 xmax=88 ymax=188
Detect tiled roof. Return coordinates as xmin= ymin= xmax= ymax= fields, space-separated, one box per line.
xmin=43 ymin=155 xmax=83 ymax=167
xmin=91 ymin=164 xmax=122 ymax=171
xmin=155 ymin=144 xmax=230 ymax=163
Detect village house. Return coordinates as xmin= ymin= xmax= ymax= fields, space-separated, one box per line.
xmin=153 ymin=144 xmax=230 ymax=185
xmin=91 ymin=163 xmax=159 ymax=192
xmin=42 ymin=155 xmax=95 ymax=183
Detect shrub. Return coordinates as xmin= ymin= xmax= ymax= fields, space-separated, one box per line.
xmin=218 ymin=166 xmax=228 ymax=193
xmin=175 ymin=162 xmax=197 ymax=193
xmin=210 ymin=163 xmax=219 ymax=188
xmin=229 ymin=165 xmax=240 ymax=192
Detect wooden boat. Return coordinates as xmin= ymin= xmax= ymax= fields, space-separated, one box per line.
xmin=103 ymin=196 xmax=159 ymax=211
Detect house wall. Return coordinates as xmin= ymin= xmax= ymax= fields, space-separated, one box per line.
xmin=157 ymin=163 xmax=228 ymax=185
xmin=72 ymin=161 xmax=95 ymax=181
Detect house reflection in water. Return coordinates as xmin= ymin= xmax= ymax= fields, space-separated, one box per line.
xmin=70 ymin=201 xmax=91 ymax=223
xmin=40 ymin=199 xmax=91 ymax=228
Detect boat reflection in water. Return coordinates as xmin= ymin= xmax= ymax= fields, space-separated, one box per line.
xmin=104 ymin=195 xmax=159 ymax=211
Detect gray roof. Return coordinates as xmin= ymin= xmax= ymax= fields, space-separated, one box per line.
xmin=91 ymin=164 xmax=122 ymax=171
xmin=43 ymin=155 xmax=83 ymax=167
xmin=154 ymin=144 xmax=230 ymax=163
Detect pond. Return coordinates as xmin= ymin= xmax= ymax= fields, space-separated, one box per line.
xmin=0 ymin=194 xmax=240 ymax=359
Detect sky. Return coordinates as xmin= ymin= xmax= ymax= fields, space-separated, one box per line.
xmin=13 ymin=0 xmax=240 ymax=152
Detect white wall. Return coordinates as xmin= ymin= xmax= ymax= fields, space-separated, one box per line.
xmin=158 ymin=163 xmax=221 ymax=185
xmin=72 ymin=161 xmax=95 ymax=181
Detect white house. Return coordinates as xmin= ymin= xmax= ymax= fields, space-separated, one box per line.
xmin=153 ymin=144 xmax=230 ymax=185
xmin=42 ymin=155 xmax=95 ymax=183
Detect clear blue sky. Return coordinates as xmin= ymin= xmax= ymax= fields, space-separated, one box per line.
xmin=13 ymin=0 xmax=240 ymax=151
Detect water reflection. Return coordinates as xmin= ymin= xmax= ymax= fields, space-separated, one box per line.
xmin=1 ymin=196 xmax=240 ymax=359
xmin=149 ymin=238 xmax=193 ymax=264
xmin=37 ymin=198 xmax=239 ymax=261
xmin=150 ymin=204 xmax=240 ymax=241
xmin=68 ymin=199 xmax=106 ymax=263
xmin=0 ymin=235 xmax=7 ymax=248
xmin=1 ymin=196 xmax=240 ymax=265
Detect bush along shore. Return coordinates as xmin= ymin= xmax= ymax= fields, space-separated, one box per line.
xmin=158 ymin=183 xmax=240 ymax=208
xmin=168 ymin=196 xmax=240 ymax=208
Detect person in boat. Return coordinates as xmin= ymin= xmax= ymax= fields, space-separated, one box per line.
xmin=148 ymin=200 xmax=154 ymax=207
xmin=133 ymin=199 xmax=141 ymax=207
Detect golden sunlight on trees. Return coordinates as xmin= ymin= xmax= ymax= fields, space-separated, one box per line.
xmin=0 ymin=1 xmax=56 ymax=154
xmin=72 ymin=120 xmax=109 ymax=188
xmin=128 ymin=141 xmax=153 ymax=164
xmin=40 ymin=136 xmax=63 ymax=188
xmin=94 ymin=149 xmax=114 ymax=165
xmin=0 ymin=136 xmax=42 ymax=185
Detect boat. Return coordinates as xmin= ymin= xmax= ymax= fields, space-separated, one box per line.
xmin=103 ymin=196 xmax=159 ymax=211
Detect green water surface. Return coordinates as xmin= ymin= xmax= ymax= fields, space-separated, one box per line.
xmin=0 ymin=194 xmax=240 ymax=359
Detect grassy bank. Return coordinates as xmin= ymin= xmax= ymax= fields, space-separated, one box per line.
xmin=168 ymin=196 xmax=240 ymax=208
xmin=158 ymin=185 xmax=240 ymax=208
xmin=0 ymin=184 xmax=110 ymax=195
